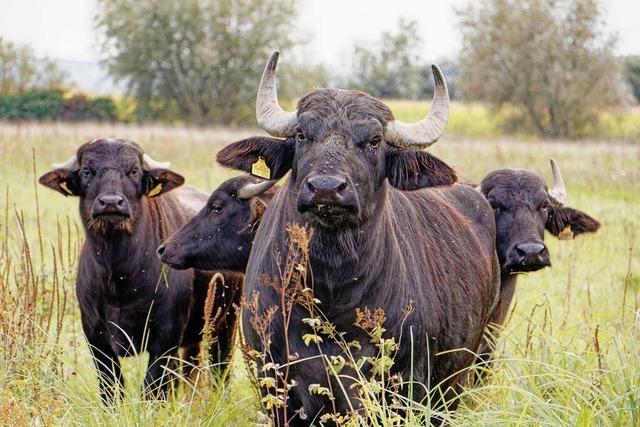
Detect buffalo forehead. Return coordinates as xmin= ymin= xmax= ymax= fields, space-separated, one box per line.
xmin=77 ymin=138 xmax=143 ymax=167
xmin=297 ymin=89 xmax=393 ymax=133
xmin=485 ymin=169 xmax=549 ymax=209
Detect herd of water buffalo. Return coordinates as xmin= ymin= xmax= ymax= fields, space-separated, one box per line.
xmin=38 ymin=51 xmax=600 ymax=425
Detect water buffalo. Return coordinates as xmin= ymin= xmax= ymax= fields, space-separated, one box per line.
xmin=157 ymin=175 xmax=278 ymax=272
xmin=38 ymin=139 xmax=241 ymax=403
xmin=216 ymin=51 xmax=500 ymax=424
xmin=477 ymin=159 xmax=600 ymax=358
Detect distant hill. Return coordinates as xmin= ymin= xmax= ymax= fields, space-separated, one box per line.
xmin=55 ymin=59 xmax=126 ymax=95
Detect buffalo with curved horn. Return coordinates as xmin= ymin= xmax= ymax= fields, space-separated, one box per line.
xmin=217 ymin=51 xmax=500 ymax=424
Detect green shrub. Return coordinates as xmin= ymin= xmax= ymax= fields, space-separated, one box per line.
xmin=87 ymin=97 xmax=118 ymax=121
xmin=18 ymin=90 xmax=64 ymax=120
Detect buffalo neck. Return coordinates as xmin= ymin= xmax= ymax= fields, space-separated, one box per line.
xmin=305 ymin=184 xmax=393 ymax=312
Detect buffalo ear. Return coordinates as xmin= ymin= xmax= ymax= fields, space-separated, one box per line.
xmin=385 ymin=148 xmax=457 ymax=191
xmin=38 ymin=169 xmax=80 ymax=196
xmin=216 ymin=136 xmax=294 ymax=180
xmin=546 ymin=206 xmax=601 ymax=238
xmin=144 ymin=169 xmax=185 ymax=197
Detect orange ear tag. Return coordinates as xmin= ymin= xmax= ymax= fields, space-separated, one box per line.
xmin=558 ymin=226 xmax=574 ymax=241
xmin=148 ymin=183 xmax=163 ymax=197
xmin=251 ymin=156 xmax=271 ymax=179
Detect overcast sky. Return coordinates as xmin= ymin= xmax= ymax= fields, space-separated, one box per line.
xmin=0 ymin=0 xmax=638 ymax=67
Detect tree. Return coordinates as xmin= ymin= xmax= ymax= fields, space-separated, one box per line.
xmin=624 ymin=56 xmax=640 ymax=103
xmin=458 ymin=0 xmax=629 ymax=138
xmin=96 ymin=0 xmax=300 ymax=125
xmin=0 ymin=38 xmax=68 ymax=96
xmin=347 ymin=19 xmax=425 ymax=100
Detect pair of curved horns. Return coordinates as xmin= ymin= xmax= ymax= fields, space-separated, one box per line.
xmin=548 ymin=158 xmax=566 ymax=206
xmin=51 ymin=152 xmax=170 ymax=171
xmin=236 ymin=179 xmax=277 ymax=199
xmin=255 ymin=51 xmax=450 ymax=148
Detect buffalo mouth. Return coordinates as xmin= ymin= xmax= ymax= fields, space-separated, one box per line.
xmin=298 ymin=202 xmax=359 ymax=228
xmin=92 ymin=211 xmax=131 ymax=220
xmin=157 ymin=244 xmax=190 ymax=270
xmin=160 ymin=255 xmax=189 ymax=270
xmin=503 ymin=260 xmax=551 ymax=274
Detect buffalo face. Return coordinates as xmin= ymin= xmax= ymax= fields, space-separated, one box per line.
xmin=39 ymin=139 xmax=184 ymax=235
xmin=158 ymin=176 xmax=272 ymax=271
xmin=216 ymin=51 xmax=457 ymax=231
xmin=479 ymin=161 xmax=600 ymax=274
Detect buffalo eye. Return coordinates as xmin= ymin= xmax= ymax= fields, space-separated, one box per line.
xmin=540 ymin=201 xmax=550 ymax=215
xmin=81 ymin=166 xmax=92 ymax=178
xmin=369 ymin=135 xmax=382 ymax=147
xmin=296 ymin=130 xmax=309 ymax=143
xmin=489 ymin=199 xmax=506 ymax=214
xmin=129 ymin=167 xmax=140 ymax=178
xmin=210 ymin=203 xmax=224 ymax=213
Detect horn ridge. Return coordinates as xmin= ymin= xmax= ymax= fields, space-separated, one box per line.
xmin=548 ymin=158 xmax=567 ymax=206
xmin=236 ymin=179 xmax=278 ymax=200
xmin=255 ymin=50 xmax=298 ymax=137
xmin=384 ymin=64 xmax=450 ymax=148
xmin=142 ymin=153 xmax=170 ymax=170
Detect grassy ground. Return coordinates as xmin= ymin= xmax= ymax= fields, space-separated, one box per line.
xmin=0 ymin=122 xmax=638 ymax=426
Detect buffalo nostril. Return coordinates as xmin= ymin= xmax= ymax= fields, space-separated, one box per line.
xmin=516 ymin=242 xmax=546 ymax=257
xmin=116 ymin=198 xmax=124 ymax=207
xmin=157 ymin=245 xmax=165 ymax=256
xmin=306 ymin=175 xmax=348 ymax=194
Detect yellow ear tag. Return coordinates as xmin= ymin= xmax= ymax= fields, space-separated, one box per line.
xmin=59 ymin=181 xmax=73 ymax=195
xmin=147 ymin=183 xmax=163 ymax=197
xmin=251 ymin=156 xmax=271 ymax=179
xmin=558 ymin=226 xmax=574 ymax=241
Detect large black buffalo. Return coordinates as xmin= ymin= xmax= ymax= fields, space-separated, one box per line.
xmin=477 ymin=160 xmax=600 ymax=352
xmin=157 ymin=175 xmax=277 ymax=272
xmin=216 ymin=51 xmax=500 ymax=424
xmin=39 ymin=139 xmax=241 ymax=403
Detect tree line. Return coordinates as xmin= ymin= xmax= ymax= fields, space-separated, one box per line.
xmin=1 ymin=0 xmax=639 ymax=138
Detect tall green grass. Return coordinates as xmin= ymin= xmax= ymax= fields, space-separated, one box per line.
xmin=0 ymin=122 xmax=638 ymax=425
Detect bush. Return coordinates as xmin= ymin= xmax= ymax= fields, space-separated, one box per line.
xmin=87 ymin=97 xmax=118 ymax=122
xmin=0 ymin=90 xmax=64 ymax=120
xmin=0 ymin=91 xmax=120 ymax=122
xmin=60 ymin=94 xmax=91 ymax=121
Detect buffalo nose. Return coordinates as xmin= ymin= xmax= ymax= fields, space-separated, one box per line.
xmin=98 ymin=194 xmax=124 ymax=208
xmin=306 ymin=175 xmax=348 ymax=195
xmin=93 ymin=193 xmax=129 ymax=217
xmin=515 ymin=242 xmax=546 ymax=258
xmin=156 ymin=244 xmax=166 ymax=257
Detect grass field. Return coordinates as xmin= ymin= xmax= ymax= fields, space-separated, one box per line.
xmin=0 ymin=121 xmax=638 ymax=426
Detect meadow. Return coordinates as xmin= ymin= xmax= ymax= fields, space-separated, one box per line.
xmin=0 ymin=120 xmax=638 ymax=426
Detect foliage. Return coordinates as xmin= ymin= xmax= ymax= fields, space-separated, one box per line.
xmin=346 ymin=19 xmax=424 ymax=100
xmin=0 ymin=91 xmax=118 ymax=121
xmin=458 ymin=0 xmax=629 ymax=138
xmin=624 ymin=55 xmax=640 ymax=103
xmin=0 ymin=37 xmax=68 ymax=96
xmin=343 ymin=19 xmax=460 ymax=101
xmin=96 ymin=0 xmax=301 ymax=126
xmin=0 ymin=90 xmax=64 ymax=120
